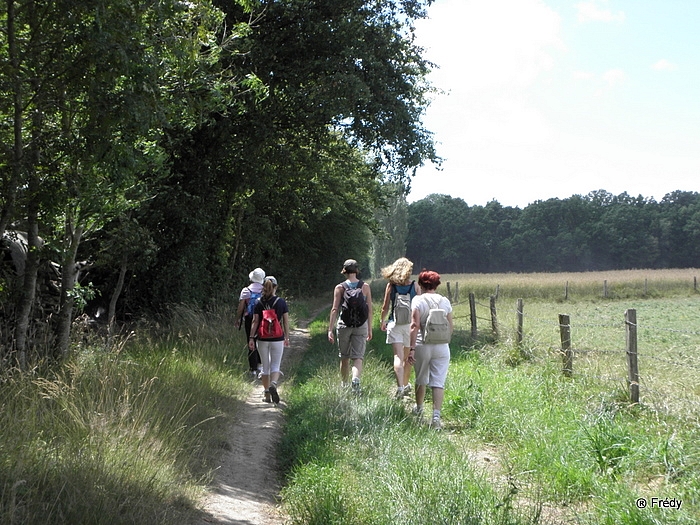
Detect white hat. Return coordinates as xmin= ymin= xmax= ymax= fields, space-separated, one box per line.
xmin=249 ymin=267 xmax=265 ymax=284
xmin=266 ymin=276 xmax=278 ymax=286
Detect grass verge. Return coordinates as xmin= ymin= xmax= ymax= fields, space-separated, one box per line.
xmin=279 ymin=295 xmax=700 ymax=524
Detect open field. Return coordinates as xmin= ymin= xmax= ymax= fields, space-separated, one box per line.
xmin=436 ymin=268 xmax=700 ymax=302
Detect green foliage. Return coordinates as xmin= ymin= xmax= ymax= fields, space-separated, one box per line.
xmin=407 ymin=191 xmax=700 ymax=275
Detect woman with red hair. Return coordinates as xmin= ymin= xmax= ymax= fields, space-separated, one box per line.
xmin=407 ymin=270 xmax=453 ymax=430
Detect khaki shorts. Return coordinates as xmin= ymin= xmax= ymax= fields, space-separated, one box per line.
xmin=337 ymin=322 xmax=368 ymax=360
xmin=385 ymin=321 xmax=411 ymax=346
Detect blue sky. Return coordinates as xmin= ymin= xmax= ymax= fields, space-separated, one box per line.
xmin=409 ymin=0 xmax=700 ymax=208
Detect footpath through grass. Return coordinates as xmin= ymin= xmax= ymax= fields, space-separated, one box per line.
xmin=279 ymin=297 xmax=700 ymax=524
xmin=1 ymin=285 xmax=698 ymax=524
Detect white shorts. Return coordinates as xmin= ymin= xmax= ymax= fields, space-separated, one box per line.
xmin=413 ymin=343 xmax=450 ymax=389
xmin=385 ymin=321 xmax=411 ymax=346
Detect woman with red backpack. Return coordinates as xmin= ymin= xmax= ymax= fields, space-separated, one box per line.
xmin=249 ymin=276 xmax=290 ymax=404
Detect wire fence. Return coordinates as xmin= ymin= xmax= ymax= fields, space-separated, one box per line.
xmin=450 ymin=292 xmax=700 ymax=421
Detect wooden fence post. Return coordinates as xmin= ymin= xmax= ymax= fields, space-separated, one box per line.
xmin=469 ymin=292 xmax=477 ymax=339
xmin=515 ymin=298 xmax=524 ymax=346
xmin=564 ymin=280 xmax=569 ymax=301
xmin=446 ymin=282 xmax=452 ymax=302
xmin=559 ymin=314 xmax=573 ymax=377
xmin=625 ymin=308 xmax=640 ymax=404
xmin=603 ymin=280 xmax=608 ymax=298
xmin=490 ymin=295 xmax=498 ymax=338
xmin=454 ymin=282 xmax=459 ymax=304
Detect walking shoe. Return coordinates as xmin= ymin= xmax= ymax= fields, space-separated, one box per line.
xmin=411 ymin=405 xmax=424 ymax=417
xmin=403 ymin=383 xmax=412 ymax=396
xmin=269 ymin=384 xmax=280 ymax=404
xmin=430 ymin=416 xmax=442 ymax=430
xmin=351 ymin=379 xmax=361 ymax=396
xmin=263 ymin=390 xmax=271 ymax=403
xmin=394 ymin=387 xmax=405 ymax=400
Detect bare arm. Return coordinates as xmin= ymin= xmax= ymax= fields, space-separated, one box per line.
xmin=407 ymin=306 xmax=421 ymax=364
xmin=248 ymin=313 xmax=260 ymax=349
xmin=328 ymin=284 xmax=344 ymax=343
xmin=363 ymin=282 xmax=373 ymax=341
xmin=282 ymin=312 xmax=291 ymax=347
xmin=235 ymin=299 xmax=246 ymax=328
xmin=380 ymin=282 xmax=392 ymax=330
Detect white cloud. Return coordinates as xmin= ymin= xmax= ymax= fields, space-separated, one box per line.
xmin=417 ymin=0 xmax=563 ymax=91
xmin=651 ymin=59 xmax=677 ymax=71
xmin=575 ymin=1 xmax=625 ymax=23
xmin=602 ymin=68 xmax=626 ymax=86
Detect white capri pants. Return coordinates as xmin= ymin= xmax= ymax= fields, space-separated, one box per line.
xmin=413 ymin=343 xmax=450 ymax=389
xmin=257 ymin=340 xmax=284 ymax=375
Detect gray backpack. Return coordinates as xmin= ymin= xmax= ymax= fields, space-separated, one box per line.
xmin=422 ymin=296 xmax=451 ymax=344
xmin=393 ymin=287 xmax=412 ymax=325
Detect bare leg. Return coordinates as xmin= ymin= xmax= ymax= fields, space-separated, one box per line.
xmin=351 ymin=358 xmax=363 ymax=381
xmin=402 ymin=346 xmax=413 ymax=387
xmin=392 ymin=342 xmax=405 ymax=387
xmin=431 ymin=387 xmax=444 ymax=412
xmin=340 ymin=358 xmax=350 ymax=384
xmin=415 ymin=384 xmax=426 ymax=407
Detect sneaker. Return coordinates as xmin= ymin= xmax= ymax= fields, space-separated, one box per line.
xmin=269 ymin=384 xmax=280 ymax=404
xmin=394 ymin=387 xmax=405 ymax=400
xmin=351 ymin=379 xmax=361 ymax=396
xmin=412 ymin=405 xmax=424 ymax=417
xmin=403 ymin=383 xmax=412 ymax=396
xmin=431 ymin=416 xmax=442 ymax=430
xmin=263 ymin=390 xmax=271 ymax=403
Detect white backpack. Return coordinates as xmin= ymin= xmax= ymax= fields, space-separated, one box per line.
xmin=422 ymin=295 xmax=451 ymax=344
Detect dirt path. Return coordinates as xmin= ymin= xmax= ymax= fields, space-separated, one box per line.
xmin=191 ymin=317 xmax=315 ymax=525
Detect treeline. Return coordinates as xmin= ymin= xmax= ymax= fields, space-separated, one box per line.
xmin=406 ymin=190 xmax=700 ymax=274
xmin=0 ymin=0 xmax=437 ymax=365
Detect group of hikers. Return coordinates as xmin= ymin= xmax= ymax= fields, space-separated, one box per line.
xmin=235 ymin=257 xmax=454 ymax=430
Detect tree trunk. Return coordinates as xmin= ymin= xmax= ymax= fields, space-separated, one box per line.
xmin=56 ymin=222 xmax=84 ymax=360
xmin=107 ymin=254 xmax=128 ymax=350
xmin=14 ymin=165 xmax=41 ymax=369
xmin=0 ymin=0 xmax=22 ymax=239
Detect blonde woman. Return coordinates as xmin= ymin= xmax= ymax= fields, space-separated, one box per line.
xmin=380 ymin=257 xmax=420 ymax=399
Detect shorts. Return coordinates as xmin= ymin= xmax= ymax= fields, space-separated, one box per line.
xmin=413 ymin=343 xmax=450 ymax=389
xmin=385 ymin=321 xmax=411 ymax=346
xmin=337 ymin=322 xmax=368 ymax=360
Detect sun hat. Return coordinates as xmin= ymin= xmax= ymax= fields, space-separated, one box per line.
xmin=265 ymin=276 xmax=278 ymax=286
xmin=249 ymin=267 xmax=265 ymax=284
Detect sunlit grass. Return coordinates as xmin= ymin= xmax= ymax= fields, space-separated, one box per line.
xmin=0 ymin=303 xmax=250 ymax=525
xmin=281 ymin=273 xmax=700 ymax=525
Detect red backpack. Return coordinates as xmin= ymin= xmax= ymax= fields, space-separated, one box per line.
xmin=257 ymin=297 xmax=284 ymax=339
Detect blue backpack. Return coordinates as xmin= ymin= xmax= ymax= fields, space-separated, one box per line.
xmin=245 ymin=287 xmax=262 ymax=317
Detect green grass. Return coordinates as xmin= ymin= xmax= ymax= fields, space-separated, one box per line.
xmin=0 ymin=303 xmax=251 ymax=525
xmin=1 ymin=278 xmax=699 ymax=524
xmin=280 ymin=275 xmax=700 ymax=525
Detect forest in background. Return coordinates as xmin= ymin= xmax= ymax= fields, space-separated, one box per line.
xmin=406 ymin=190 xmax=700 ymax=275
xmin=0 ymin=0 xmax=437 ymax=366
